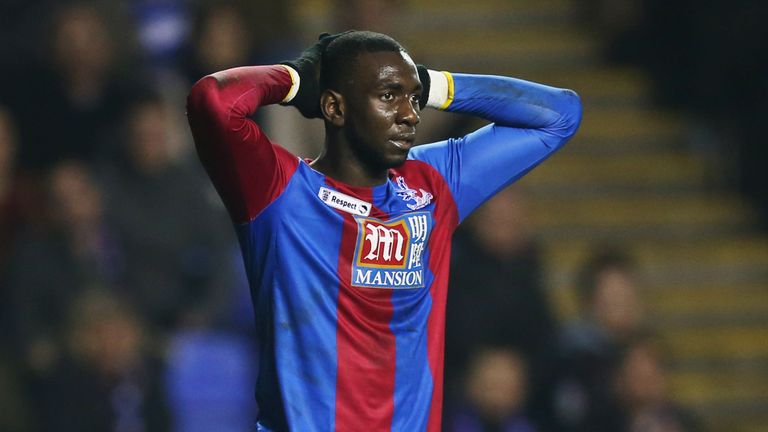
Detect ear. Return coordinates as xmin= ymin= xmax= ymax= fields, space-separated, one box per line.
xmin=320 ymin=90 xmax=345 ymax=127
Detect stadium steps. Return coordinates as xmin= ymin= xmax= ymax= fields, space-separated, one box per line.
xmin=544 ymin=238 xmax=768 ymax=289
xmin=525 ymin=67 xmax=652 ymax=105
xmin=410 ymin=0 xmax=768 ymax=429
xmin=647 ymin=284 xmax=768 ymax=317
xmin=530 ymin=194 xmax=756 ymax=237
xmin=525 ymin=153 xmax=711 ymax=191
xmin=294 ymin=0 xmax=768 ymax=430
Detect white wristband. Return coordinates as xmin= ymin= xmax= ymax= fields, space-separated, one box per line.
xmin=280 ymin=65 xmax=301 ymax=103
xmin=425 ymin=69 xmax=454 ymax=110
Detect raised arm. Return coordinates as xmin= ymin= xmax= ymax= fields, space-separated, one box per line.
xmin=409 ymin=71 xmax=582 ymax=222
xmin=186 ymin=65 xmax=300 ymax=223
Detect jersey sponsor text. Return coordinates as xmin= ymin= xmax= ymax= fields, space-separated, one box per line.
xmin=351 ymin=212 xmax=432 ymax=289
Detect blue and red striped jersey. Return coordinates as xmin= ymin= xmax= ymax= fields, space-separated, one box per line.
xmin=187 ymin=65 xmax=581 ymax=432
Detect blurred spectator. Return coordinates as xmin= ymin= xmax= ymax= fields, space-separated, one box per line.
xmin=537 ymin=247 xmax=646 ymax=432
xmin=177 ymin=1 xmax=322 ymax=159
xmin=8 ymin=160 xmax=122 ymax=374
xmin=178 ymin=1 xmax=255 ymax=85
xmin=585 ymin=0 xmax=768 ymax=224
xmin=574 ymin=248 xmax=643 ymax=342
xmin=614 ymin=335 xmax=702 ymax=432
xmin=239 ymin=0 xmax=299 ymax=64
xmin=331 ymin=0 xmax=401 ymax=34
xmin=132 ymin=0 xmax=190 ymax=70
xmin=446 ymin=186 xmax=556 ymax=396
xmin=447 ymin=346 xmax=537 ymax=432
xmin=179 ymin=1 xmax=299 ymax=84
xmin=100 ymin=94 xmax=234 ymax=333
xmin=5 ymin=2 xmax=144 ymax=170
xmin=0 ymin=106 xmax=45 ymax=343
xmin=35 ymin=289 xmax=168 ymax=432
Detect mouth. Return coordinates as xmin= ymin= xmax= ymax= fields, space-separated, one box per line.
xmin=388 ymin=135 xmax=415 ymax=151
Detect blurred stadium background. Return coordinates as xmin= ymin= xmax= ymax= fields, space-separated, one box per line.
xmin=0 ymin=0 xmax=766 ymax=431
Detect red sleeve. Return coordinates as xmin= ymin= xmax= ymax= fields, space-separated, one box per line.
xmin=186 ymin=65 xmax=300 ymax=223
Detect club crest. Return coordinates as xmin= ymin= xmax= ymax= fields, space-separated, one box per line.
xmin=394 ymin=176 xmax=433 ymax=211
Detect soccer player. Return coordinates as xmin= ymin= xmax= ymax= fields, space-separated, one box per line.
xmin=186 ymin=31 xmax=581 ymax=432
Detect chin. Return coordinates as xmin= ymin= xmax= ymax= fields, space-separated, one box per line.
xmin=385 ymin=152 xmax=409 ymax=168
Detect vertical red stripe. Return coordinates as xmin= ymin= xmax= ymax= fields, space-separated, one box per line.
xmin=421 ymin=168 xmax=459 ymax=432
xmin=332 ymin=185 xmax=397 ymax=431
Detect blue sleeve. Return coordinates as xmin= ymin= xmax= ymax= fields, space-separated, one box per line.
xmin=408 ymin=72 xmax=582 ymax=222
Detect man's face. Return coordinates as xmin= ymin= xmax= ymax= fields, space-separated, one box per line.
xmin=341 ymin=50 xmax=422 ymax=171
xmin=592 ymin=268 xmax=642 ymax=339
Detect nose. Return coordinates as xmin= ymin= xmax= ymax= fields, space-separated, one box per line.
xmin=397 ymin=98 xmax=420 ymax=126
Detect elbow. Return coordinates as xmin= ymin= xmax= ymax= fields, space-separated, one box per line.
xmin=186 ymin=75 xmax=222 ymax=120
xmin=558 ymin=88 xmax=583 ymax=138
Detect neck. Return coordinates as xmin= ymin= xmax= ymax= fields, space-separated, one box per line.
xmin=311 ymin=131 xmax=388 ymax=187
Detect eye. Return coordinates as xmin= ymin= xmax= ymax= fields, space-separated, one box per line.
xmin=381 ymin=92 xmax=394 ymax=102
xmin=410 ymin=94 xmax=421 ymax=105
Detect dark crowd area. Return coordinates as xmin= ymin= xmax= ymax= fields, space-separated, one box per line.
xmin=2 ymin=0 xmax=757 ymax=431
xmin=585 ymin=0 xmax=768 ymax=225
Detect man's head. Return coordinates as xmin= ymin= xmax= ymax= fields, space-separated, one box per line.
xmin=614 ymin=334 xmax=669 ymax=411
xmin=66 ymin=289 xmax=145 ymax=376
xmin=465 ymin=346 xmax=529 ymax=420
xmin=577 ymin=247 xmax=643 ymax=340
xmin=467 ymin=185 xmax=532 ymax=257
xmin=49 ymin=160 xmax=103 ymax=230
xmin=191 ymin=2 xmax=251 ymax=73
xmin=126 ymin=94 xmax=178 ymax=174
xmin=319 ymin=31 xmax=422 ymax=172
xmin=320 ymin=31 xmax=406 ymax=91
xmin=52 ymin=3 xmax=113 ymax=80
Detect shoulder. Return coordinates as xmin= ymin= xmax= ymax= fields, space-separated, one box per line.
xmin=391 ymin=159 xmax=450 ymax=195
xmin=390 ymin=160 xmax=459 ymax=224
xmin=559 ymin=321 xmax=612 ymax=355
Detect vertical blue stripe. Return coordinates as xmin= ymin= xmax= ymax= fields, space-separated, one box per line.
xmin=382 ymin=188 xmax=435 ymax=432
xmin=258 ymin=165 xmax=344 ymax=431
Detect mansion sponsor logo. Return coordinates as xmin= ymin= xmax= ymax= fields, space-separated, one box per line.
xmin=353 ymin=269 xmax=423 ymax=287
xmin=351 ymin=212 xmax=432 ymax=289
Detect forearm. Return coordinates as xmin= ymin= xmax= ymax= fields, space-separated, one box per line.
xmin=410 ymin=71 xmax=582 ymax=221
xmin=187 ymin=65 xmax=297 ymax=129
xmin=425 ymin=70 xmax=582 ymax=139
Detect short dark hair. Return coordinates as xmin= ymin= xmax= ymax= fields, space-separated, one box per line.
xmin=320 ymin=30 xmax=406 ymax=91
